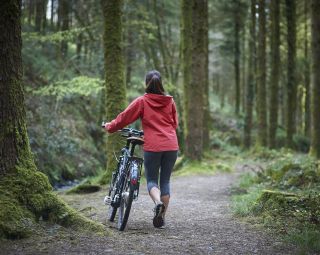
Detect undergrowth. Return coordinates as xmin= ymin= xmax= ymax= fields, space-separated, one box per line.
xmin=232 ymin=152 xmax=320 ymax=254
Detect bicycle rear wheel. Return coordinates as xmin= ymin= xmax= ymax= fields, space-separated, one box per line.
xmin=118 ymin=183 xmax=134 ymax=231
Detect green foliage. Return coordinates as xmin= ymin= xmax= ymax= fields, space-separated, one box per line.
xmin=257 ymin=156 xmax=320 ymax=190
xmin=232 ymin=155 xmax=320 ymax=253
xmin=26 ymin=76 xmax=105 ymax=185
xmin=32 ymin=76 xmax=104 ymax=100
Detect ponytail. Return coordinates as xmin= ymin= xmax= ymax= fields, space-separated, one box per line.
xmin=145 ymin=70 xmax=165 ymax=95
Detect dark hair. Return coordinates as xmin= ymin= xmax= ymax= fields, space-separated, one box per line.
xmin=145 ymin=70 xmax=165 ymax=95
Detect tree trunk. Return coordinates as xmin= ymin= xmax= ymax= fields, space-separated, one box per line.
xmin=101 ymin=0 xmax=126 ymax=183
xmin=268 ymin=0 xmax=280 ymax=148
xmin=285 ymin=0 xmax=297 ymax=148
xmin=60 ymin=0 xmax=69 ymax=58
xmin=243 ymin=0 xmax=256 ymax=148
xmin=0 ymin=0 xmax=103 ymax=239
xmin=234 ymin=1 xmax=241 ymax=116
xmin=310 ymin=0 xmax=320 ymax=158
xmin=257 ymin=0 xmax=267 ymax=147
xmin=241 ymin=25 xmax=246 ymax=113
xmin=304 ymin=0 xmax=311 ymax=137
xmin=181 ymin=0 xmax=192 ymax=155
xmin=202 ymin=0 xmax=210 ymax=151
xmin=182 ymin=0 xmax=205 ymax=160
xmin=50 ymin=0 xmax=55 ymax=27
xmin=35 ymin=0 xmax=43 ymax=32
xmin=28 ymin=0 xmax=35 ymax=25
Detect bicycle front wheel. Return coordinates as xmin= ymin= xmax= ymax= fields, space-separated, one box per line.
xmin=118 ymin=183 xmax=134 ymax=231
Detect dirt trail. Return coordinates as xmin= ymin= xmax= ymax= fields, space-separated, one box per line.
xmin=1 ymin=172 xmax=297 ymax=255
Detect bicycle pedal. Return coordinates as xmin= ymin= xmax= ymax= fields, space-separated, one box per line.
xmin=104 ymin=195 xmax=112 ymax=205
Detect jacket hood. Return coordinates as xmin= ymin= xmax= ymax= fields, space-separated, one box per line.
xmin=143 ymin=93 xmax=173 ymax=108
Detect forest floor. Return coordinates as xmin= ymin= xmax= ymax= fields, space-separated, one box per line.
xmin=0 ymin=167 xmax=298 ymax=255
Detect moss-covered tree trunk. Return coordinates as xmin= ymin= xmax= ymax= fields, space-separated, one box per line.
xmin=268 ymin=0 xmax=280 ymax=148
xmin=234 ymin=1 xmax=241 ymax=116
xmin=101 ymin=0 xmax=126 ymax=182
xmin=304 ymin=0 xmax=311 ymax=137
xmin=181 ymin=0 xmax=206 ymax=159
xmin=243 ymin=0 xmax=256 ymax=148
xmin=257 ymin=0 xmax=267 ymax=147
xmin=181 ymin=0 xmax=192 ymax=156
xmin=310 ymin=0 xmax=320 ymax=158
xmin=0 ymin=0 xmax=103 ymax=239
xmin=182 ymin=0 xmax=206 ymax=160
xmin=202 ymin=0 xmax=210 ymax=151
xmin=285 ymin=0 xmax=297 ymax=148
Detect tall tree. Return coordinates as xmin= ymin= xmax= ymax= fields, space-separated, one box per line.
xmin=234 ymin=0 xmax=241 ymax=115
xmin=243 ymin=0 xmax=256 ymax=148
xmin=60 ymin=0 xmax=69 ymax=58
xmin=285 ymin=0 xmax=297 ymax=148
xmin=268 ymin=0 xmax=280 ymax=148
xmin=101 ymin=0 xmax=126 ymax=181
xmin=182 ymin=0 xmax=206 ymax=160
xmin=0 ymin=0 xmax=102 ymax=238
xmin=181 ymin=0 xmax=192 ymax=154
xmin=304 ymin=0 xmax=310 ymax=137
xmin=203 ymin=0 xmax=210 ymax=151
xmin=257 ymin=0 xmax=267 ymax=147
xmin=310 ymin=0 xmax=320 ymax=158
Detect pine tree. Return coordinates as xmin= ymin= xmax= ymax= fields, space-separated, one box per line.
xmin=243 ymin=0 xmax=256 ymax=148
xmin=310 ymin=0 xmax=320 ymax=158
xmin=101 ymin=0 xmax=126 ymax=182
xmin=182 ymin=0 xmax=206 ymax=160
xmin=268 ymin=0 xmax=280 ymax=148
xmin=257 ymin=0 xmax=267 ymax=147
xmin=285 ymin=0 xmax=297 ymax=148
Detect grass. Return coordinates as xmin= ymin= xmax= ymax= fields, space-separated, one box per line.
xmin=231 ymin=171 xmax=320 ymax=254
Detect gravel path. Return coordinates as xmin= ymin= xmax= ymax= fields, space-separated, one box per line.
xmin=0 ymin=172 xmax=297 ymax=255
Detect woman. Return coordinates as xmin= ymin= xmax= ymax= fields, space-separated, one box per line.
xmin=104 ymin=70 xmax=179 ymax=228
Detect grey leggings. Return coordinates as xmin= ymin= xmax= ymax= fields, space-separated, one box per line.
xmin=144 ymin=150 xmax=178 ymax=197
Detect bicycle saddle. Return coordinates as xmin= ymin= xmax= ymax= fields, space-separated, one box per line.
xmin=127 ymin=137 xmax=144 ymax=145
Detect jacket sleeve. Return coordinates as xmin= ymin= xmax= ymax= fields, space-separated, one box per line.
xmin=172 ymin=100 xmax=179 ymax=129
xmin=106 ymin=97 xmax=143 ymax=133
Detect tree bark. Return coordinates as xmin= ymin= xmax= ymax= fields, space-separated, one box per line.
xmin=268 ymin=0 xmax=280 ymax=148
xmin=182 ymin=0 xmax=205 ymax=160
xmin=304 ymin=0 xmax=310 ymax=137
xmin=101 ymin=0 xmax=126 ymax=181
xmin=0 ymin=0 xmax=104 ymax=238
xmin=243 ymin=0 xmax=256 ymax=148
xmin=257 ymin=0 xmax=267 ymax=147
xmin=234 ymin=1 xmax=241 ymax=116
xmin=285 ymin=0 xmax=297 ymax=148
xmin=310 ymin=0 xmax=320 ymax=158
xmin=0 ymin=0 xmax=32 ymax=175
xmin=202 ymin=0 xmax=210 ymax=151
xmin=60 ymin=0 xmax=69 ymax=58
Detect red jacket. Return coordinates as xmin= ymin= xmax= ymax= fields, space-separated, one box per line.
xmin=106 ymin=93 xmax=179 ymax=152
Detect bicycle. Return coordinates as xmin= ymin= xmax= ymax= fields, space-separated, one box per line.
xmin=102 ymin=124 xmax=144 ymax=231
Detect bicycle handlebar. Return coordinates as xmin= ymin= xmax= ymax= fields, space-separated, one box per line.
xmin=101 ymin=122 xmax=143 ymax=137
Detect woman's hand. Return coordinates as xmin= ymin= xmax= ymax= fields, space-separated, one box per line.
xmin=101 ymin=122 xmax=110 ymax=130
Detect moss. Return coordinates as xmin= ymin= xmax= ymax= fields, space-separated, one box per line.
xmin=0 ymin=164 xmax=106 ymax=239
xmin=66 ymin=183 xmax=101 ymax=195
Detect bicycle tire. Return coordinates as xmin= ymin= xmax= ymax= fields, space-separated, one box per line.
xmin=118 ymin=183 xmax=134 ymax=231
xmin=108 ymin=205 xmax=117 ymax=222
xmin=108 ymin=171 xmax=119 ymax=222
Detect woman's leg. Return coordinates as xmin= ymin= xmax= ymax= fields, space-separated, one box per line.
xmin=144 ymin=151 xmax=162 ymax=204
xmin=159 ymin=151 xmax=178 ymax=216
